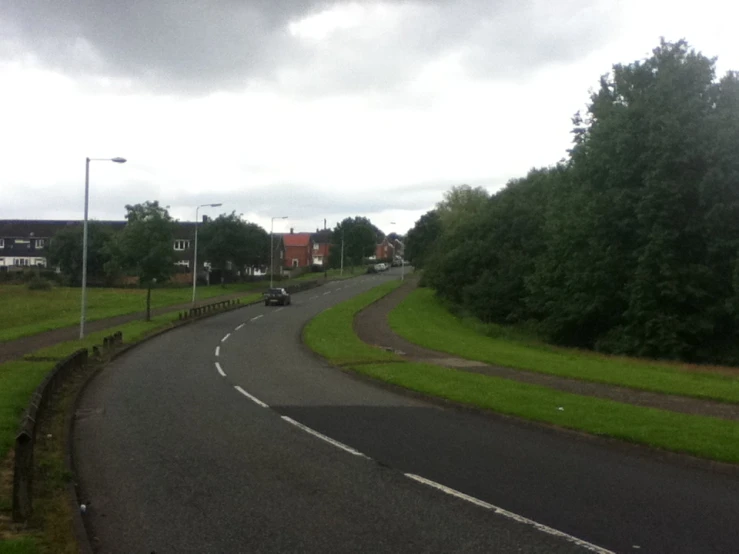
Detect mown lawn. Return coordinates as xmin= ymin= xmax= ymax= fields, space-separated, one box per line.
xmin=389 ymin=288 xmax=739 ymax=403
xmin=302 ymin=281 xmax=739 ymax=464
xmin=0 ymin=282 xmax=266 ymax=342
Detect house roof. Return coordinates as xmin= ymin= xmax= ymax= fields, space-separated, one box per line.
xmin=282 ymin=233 xmax=312 ymax=247
xmin=0 ymin=220 xmax=127 ymax=238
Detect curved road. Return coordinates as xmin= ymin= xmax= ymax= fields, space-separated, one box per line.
xmin=74 ymin=269 xmax=739 ymax=553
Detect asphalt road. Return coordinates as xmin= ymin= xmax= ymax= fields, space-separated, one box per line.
xmin=74 ymin=269 xmax=739 ymax=553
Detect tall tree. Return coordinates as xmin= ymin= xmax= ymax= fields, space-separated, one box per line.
xmin=114 ymin=201 xmax=177 ymax=320
xmin=405 ymin=210 xmax=442 ymax=270
xmin=198 ymin=212 xmax=269 ymax=282
xmin=329 ymin=217 xmax=377 ymax=269
xmin=47 ymin=222 xmax=117 ymax=285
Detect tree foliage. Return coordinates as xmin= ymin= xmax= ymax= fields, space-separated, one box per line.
xmin=329 ymin=216 xmax=378 ymax=268
xmin=411 ymin=39 xmax=739 ymax=364
xmin=47 ymin=222 xmax=117 ymax=285
xmin=198 ymin=212 xmax=269 ymax=274
xmin=405 ymin=210 xmax=442 ymax=269
xmin=114 ymin=201 xmax=177 ymax=284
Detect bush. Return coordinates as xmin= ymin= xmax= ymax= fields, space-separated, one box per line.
xmin=27 ymin=277 xmax=53 ymax=290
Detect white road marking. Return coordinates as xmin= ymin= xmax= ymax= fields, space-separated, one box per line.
xmin=281 ymin=416 xmax=369 ymax=458
xmin=215 ymin=362 xmax=226 ymax=377
xmin=221 ymin=333 xmax=231 ymax=343
xmin=323 ymin=291 xmax=331 ymax=295
xmin=215 ymin=346 xmax=220 ymax=357
xmin=250 ymin=315 xmax=263 ymax=322
xmin=309 ymin=295 xmax=319 ymax=300
xmin=235 ymin=323 xmax=245 ymax=330
xmin=404 ymin=474 xmax=613 ymax=554
xmin=275 ymin=307 xmax=284 ymax=312
xmin=234 ymin=386 xmax=269 ymax=408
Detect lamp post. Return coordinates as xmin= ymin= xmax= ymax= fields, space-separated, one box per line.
xmin=270 ymin=216 xmax=288 ymax=288
xmin=390 ymin=222 xmax=404 ymax=281
xmin=192 ymin=203 xmax=222 ymax=307
xmin=80 ymin=156 xmax=126 ymax=339
xmin=340 ymin=228 xmax=345 ymax=276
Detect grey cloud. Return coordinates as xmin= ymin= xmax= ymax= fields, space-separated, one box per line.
xmin=0 ymin=0 xmax=620 ymax=95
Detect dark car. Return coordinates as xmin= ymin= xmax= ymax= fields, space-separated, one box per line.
xmin=264 ymin=287 xmax=291 ymax=306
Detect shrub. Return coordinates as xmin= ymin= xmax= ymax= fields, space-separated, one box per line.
xmin=27 ymin=277 xmax=53 ymax=290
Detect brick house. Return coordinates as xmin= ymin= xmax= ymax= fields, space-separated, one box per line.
xmin=281 ymin=229 xmax=314 ymax=269
xmin=374 ymin=236 xmax=405 ymax=262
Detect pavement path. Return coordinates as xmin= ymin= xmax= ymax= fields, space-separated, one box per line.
xmin=73 ymin=268 xmax=739 ymax=553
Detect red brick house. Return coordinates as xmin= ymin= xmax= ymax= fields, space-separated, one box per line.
xmin=282 ymin=230 xmax=313 ymax=268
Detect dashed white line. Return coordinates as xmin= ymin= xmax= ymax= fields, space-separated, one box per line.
xmin=235 ymin=323 xmax=245 ymax=331
xmin=221 ymin=333 xmax=231 ymax=343
xmin=250 ymin=315 xmax=263 ymax=322
xmin=323 ymin=291 xmax=331 ymax=295
xmin=275 ymin=307 xmax=285 ymax=312
xmin=404 ymin=473 xmax=613 ymax=554
xmin=215 ymin=362 xmax=226 ymax=377
xmin=234 ymin=386 xmax=269 ymax=408
xmin=215 ymin=346 xmax=220 ymax=357
xmin=281 ymin=416 xmax=369 ymax=458
xmin=309 ymin=295 xmax=319 ymax=300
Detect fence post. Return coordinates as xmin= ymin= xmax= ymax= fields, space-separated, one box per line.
xmin=12 ymin=430 xmax=34 ymax=521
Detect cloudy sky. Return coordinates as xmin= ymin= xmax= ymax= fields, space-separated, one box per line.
xmin=1 ymin=0 xmax=737 ymax=235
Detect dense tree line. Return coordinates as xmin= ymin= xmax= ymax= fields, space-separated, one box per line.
xmin=407 ymin=40 xmax=739 ymax=364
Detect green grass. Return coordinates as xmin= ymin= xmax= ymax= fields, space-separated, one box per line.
xmin=300 ymin=280 xmax=739 ymax=463
xmin=0 ymin=361 xmax=56 ymax=462
xmin=0 ymin=538 xmax=42 ymax=554
xmin=0 ymin=282 xmax=268 ymax=343
xmin=389 ymin=288 xmax=739 ymax=403
xmin=351 ymin=362 xmax=739 ymax=463
xmin=303 ymin=281 xmax=403 ymax=365
xmin=25 ymin=293 xmax=263 ymax=361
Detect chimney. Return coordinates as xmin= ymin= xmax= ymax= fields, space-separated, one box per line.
xmin=324 ymin=218 xmax=327 ymax=230
xmin=290 ymin=227 xmax=294 ymax=234
xmin=202 ymin=215 xmax=208 ymax=223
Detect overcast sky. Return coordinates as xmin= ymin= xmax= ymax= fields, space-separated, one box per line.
xmin=1 ymin=0 xmax=737 ymax=235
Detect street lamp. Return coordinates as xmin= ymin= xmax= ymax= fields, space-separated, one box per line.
xmin=80 ymin=156 xmax=126 ymax=339
xmin=192 ymin=203 xmax=222 ymax=307
xmin=390 ymin=222 xmax=404 ymax=281
xmin=340 ymin=228 xmax=345 ymax=277
xmin=270 ymin=216 xmax=288 ymax=288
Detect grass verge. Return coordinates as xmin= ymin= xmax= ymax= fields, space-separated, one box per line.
xmin=0 ymin=282 xmax=268 ymax=343
xmin=302 ymin=281 xmax=739 ymax=464
xmin=389 ymin=288 xmax=739 ymax=403
xmin=351 ymin=362 xmax=739 ymax=464
xmin=303 ymin=280 xmax=403 ymax=365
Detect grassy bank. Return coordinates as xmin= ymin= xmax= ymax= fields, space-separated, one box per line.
xmin=302 ymin=282 xmax=739 ymax=464
xmin=0 ymin=282 xmax=268 ymax=342
xmin=389 ymin=288 xmax=739 ymax=403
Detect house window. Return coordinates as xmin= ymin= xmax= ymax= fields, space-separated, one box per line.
xmin=14 ymin=258 xmax=30 ymax=266
xmin=292 ymin=259 xmax=299 ymax=268
xmin=0 ymin=239 xmax=4 ymax=248
xmin=313 ymin=243 xmax=319 ymax=251
xmin=36 ymin=239 xmax=45 ymax=249
xmin=175 ymin=260 xmax=190 ymax=268
xmin=174 ymin=240 xmax=191 ymax=251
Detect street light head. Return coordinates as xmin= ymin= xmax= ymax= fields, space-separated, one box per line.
xmin=210 ymin=203 xmax=222 ymax=207
xmin=111 ymin=157 xmax=127 ymax=163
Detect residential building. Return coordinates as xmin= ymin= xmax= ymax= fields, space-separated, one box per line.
xmin=311 ymin=229 xmax=332 ymax=267
xmin=281 ymin=229 xmax=314 ymax=269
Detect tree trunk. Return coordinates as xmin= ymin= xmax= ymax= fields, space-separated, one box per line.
xmin=146 ymin=282 xmax=152 ymax=322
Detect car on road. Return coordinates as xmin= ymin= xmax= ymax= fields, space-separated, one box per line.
xmin=264 ymin=287 xmax=291 ymax=306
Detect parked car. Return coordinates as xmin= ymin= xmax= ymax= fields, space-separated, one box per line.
xmin=264 ymin=287 xmax=291 ymax=306
xmin=374 ymin=263 xmax=385 ymax=272
xmin=366 ymin=265 xmax=377 ymax=274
